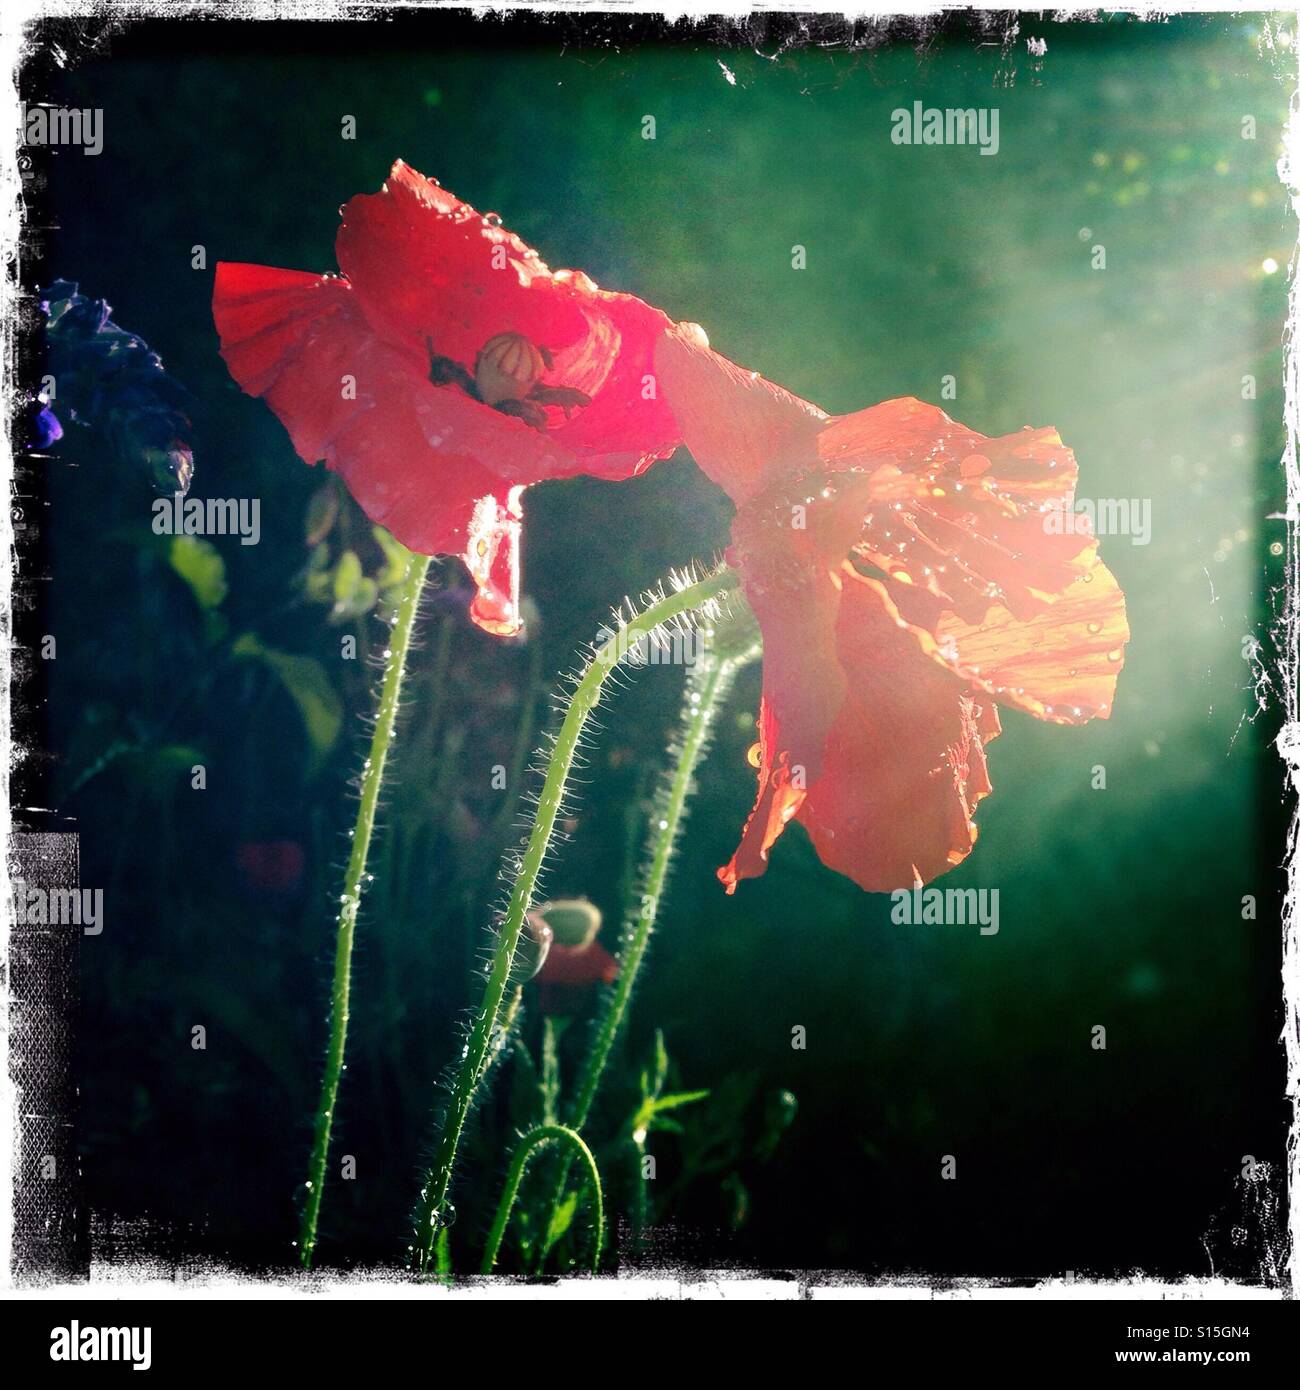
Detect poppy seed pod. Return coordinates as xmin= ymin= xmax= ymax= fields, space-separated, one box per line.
xmin=507 ymin=911 xmax=553 ymax=986
xmin=474 ymin=332 xmax=548 ymax=407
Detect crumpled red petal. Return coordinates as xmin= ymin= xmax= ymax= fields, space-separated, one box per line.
xmin=819 ymin=399 xmax=1095 ymax=626
xmin=679 ymin=365 xmax=1129 ymax=893
xmin=213 ymin=261 xmax=551 ymax=630
xmin=654 ymin=323 xmax=827 ymax=505
xmin=799 ymin=570 xmax=1001 ymax=891
xmin=337 ymin=161 xmax=681 ymax=475
xmin=214 ymin=162 xmax=686 ymax=636
xmin=815 ymin=399 xmax=1129 ymax=719
xmin=466 ymin=490 xmax=524 ymax=637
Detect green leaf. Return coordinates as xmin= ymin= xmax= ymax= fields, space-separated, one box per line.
xmin=333 ymin=548 xmax=364 ymax=603
xmin=67 ymin=741 xmax=205 ymax=798
xmin=168 ymin=534 xmax=227 ymax=609
xmin=263 ymin=654 xmax=342 ymax=765
xmin=303 ymin=544 xmax=333 ymax=604
xmin=232 ymin=634 xmax=343 ymax=771
xmin=330 ymin=549 xmax=378 ymax=621
xmin=652 ymin=1028 xmax=670 ymax=1094
xmin=373 ymin=525 xmax=413 ymax=591
xmin=653 ymin=1089 xmax=711 ymax=1113
xmin=546 ymin=1192 xmax=579 ymax=1248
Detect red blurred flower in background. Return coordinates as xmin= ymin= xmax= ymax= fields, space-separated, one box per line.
xmin=235 ymin=839 xmax=306 ymax=897
xmin=525 ymin=899 xmax=619 ymax=1015
xmin=534 ymin=938 xmax=620 ymax=1017
xmin=213 ymin=161 xmax=680 ymax=635
xmin=655 ymin=325 xmax=1130 ymax=894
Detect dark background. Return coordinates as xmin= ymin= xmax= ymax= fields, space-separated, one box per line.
xmin=11 ymin=10 xmax=1292 ymax=1280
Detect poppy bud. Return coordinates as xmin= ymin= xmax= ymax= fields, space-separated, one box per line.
xmin=474 ymin=332 xmax=547 ymax=407
xmin=507 ymin=910 xmax=553 ymax=986
xmin=533 ymin=897 xmax=601 ymax=949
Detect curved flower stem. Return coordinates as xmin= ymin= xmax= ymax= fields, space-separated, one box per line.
xmin=480 ymin=1125 xmax=604 ymax=1275
xmin=578 ymin=646 xmax=739 ymax=1129
xmin=298 ymin=552 xmax=432 ymax=1270
xmin=412 ymin=566 xmax=735 ymax=1273
xmin=536 ymin=628 xmax=755 ymax=1269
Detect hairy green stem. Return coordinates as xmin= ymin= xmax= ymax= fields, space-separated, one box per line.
xmin=298 ymin=553 xmax=432 ymax=1269
xmin=575 ymin=648 xmax=738 ymax=1129
xmin=537 ymin=627 xmax=754 ymax=1268
xmin=480 ymin=1125 xmax=604 ymax=1275
xmin=412 ymin=567 xmax=734 ymax=1272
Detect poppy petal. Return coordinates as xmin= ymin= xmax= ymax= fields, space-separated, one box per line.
xmin=336 ymin=161 xmax=680 ymax=474
xmin=654 ymin=324 xmax=827 ymax=505
xmin=465 ymin=489 xmax=524 ymax=637
xmin=799 ymin=569 xmax=1000 ymax=892
xmin=718 ymin=696 xmax=810 ymax=893
xmin=718 ymin=486 xmax=857 ymax=892
xmin=213 ymin=261 xmax=557 ymax=630
xmin=697 ymin=384 xmax=1128 ymax=892
xmin=922 ymin=563 xmax=1128 ymax=722
xmin=819 ymin=399 xmax=1094 ymax=623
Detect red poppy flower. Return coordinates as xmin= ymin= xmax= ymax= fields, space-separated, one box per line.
xmin=655 ymin=325 xmax=1130 ymax=893
xmin=212 ymin=161 xmax=680 ymax=636
xmin=533 ymin=939 xmax=619 ymax=1016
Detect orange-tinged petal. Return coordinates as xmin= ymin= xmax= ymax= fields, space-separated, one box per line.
xmin=799 ymin=570 xmax=1000 ymax=892
xmin=656 ymin=354 xmax=1131 ymax=891
xmin=719 ymin=700 xmax=810 ymax=893
xmin=927 ymin=562 xmax=1129 ymax=721
xmin=654 ymin=324 xmax=826 ymax=505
